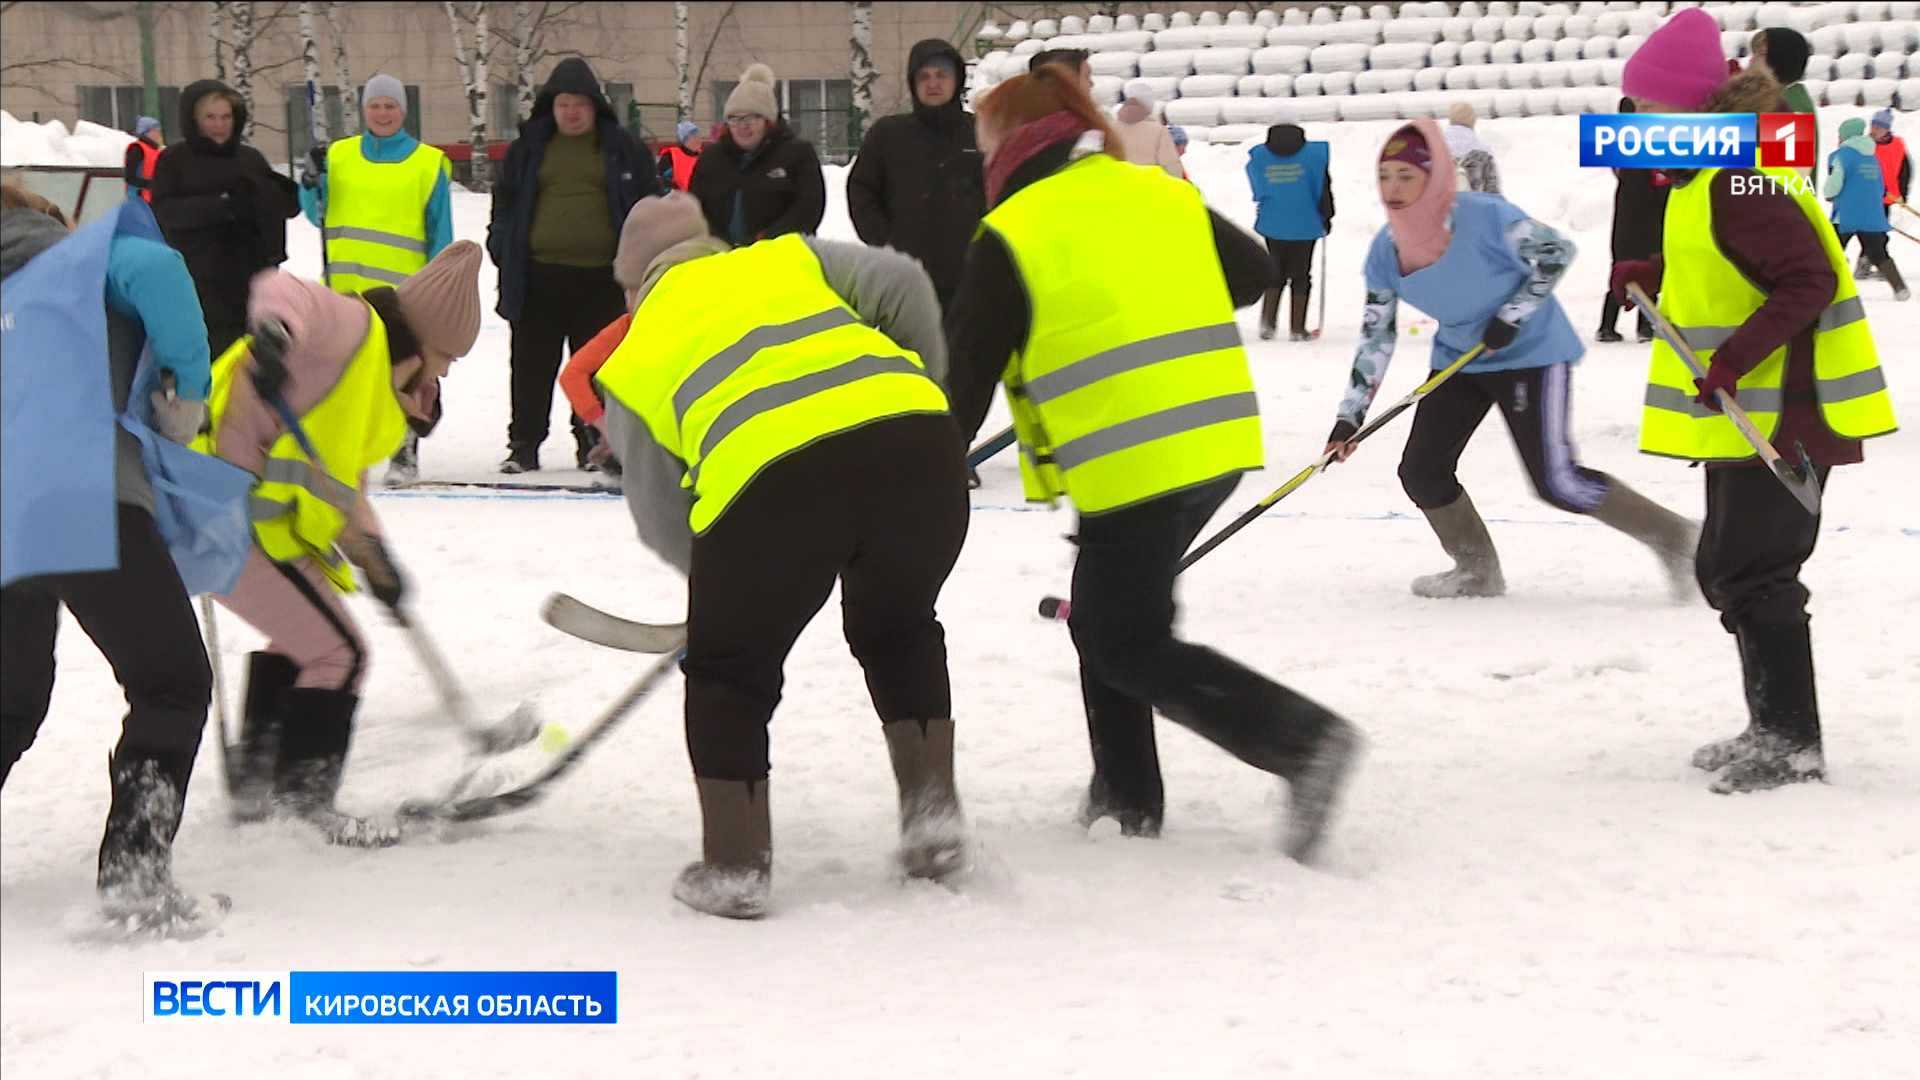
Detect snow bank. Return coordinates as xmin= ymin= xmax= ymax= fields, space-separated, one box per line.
xmin=1 ymin=110 xmax=136 ymax=168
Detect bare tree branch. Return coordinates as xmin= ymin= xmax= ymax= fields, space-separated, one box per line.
xmin=691 ymin=1 xmax=740 ymax=120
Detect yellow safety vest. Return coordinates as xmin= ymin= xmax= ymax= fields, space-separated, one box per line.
xmin=595 ymin=234 xmax=950 ymax=534
xmin=197 ymin=312 xmax=409 ymax=590
xmin=981 ymin=152 xmax=1263 ymax=513
xmin=323 ymin=137 xmax=449 ymax=293
xmin=1640 ymin=165 xmax=1897 ymax=460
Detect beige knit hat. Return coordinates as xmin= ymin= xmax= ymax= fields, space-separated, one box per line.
xmin=395 ymin=239 xmax=484 ymax=358
xmin=724 ymin=63 xmax=780 ymax=121
xmin=613 ymin=192 xmax=711 ymax=287
xmin=1447 ymin=101 xmax=1477 ymax=128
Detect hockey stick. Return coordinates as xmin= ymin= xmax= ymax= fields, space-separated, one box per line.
xmin=1626 ymin=283 xmax=1820 ymax=514
xmin=200 ymin=595 xmax=243 ymax=794
xmin=542 ymin=592 xmax=686 ymax=653
xmin=968 ymin=426 xmax=1016 ymax=468
xmin=1889 ymin=223 xmax=1920 ymax=246
xmin=384 ymin=479 xmax=621 ymax=495
xmin=402 ymin=642 xmax=686 ymax=823
xmin=1312 ymin=237 xmax=1328 ymax=339
xmin=259 ymin=386 xmax=540 ymax=750
xmin=1038 ymin=343 xmax=1487 ymax=621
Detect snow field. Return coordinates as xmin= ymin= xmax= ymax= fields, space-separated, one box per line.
xmin=3 ymin=111 xmax=1918 ymax=1078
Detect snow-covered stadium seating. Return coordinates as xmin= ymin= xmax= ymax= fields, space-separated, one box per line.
xmin=969 ymin=2 xmax=1920 ymax=143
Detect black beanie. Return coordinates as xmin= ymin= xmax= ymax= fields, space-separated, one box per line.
xmin=1759 ymin=27 xmax=1810 ymax=84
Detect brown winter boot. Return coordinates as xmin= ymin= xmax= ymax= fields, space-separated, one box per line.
xmin=881 ymin=719 xmax=967 ymax=882
xmin=1258 ymin=288 xmax=1281 ymax=340
xmin=1412 ymin=492 xmax=1506 ymax=598
xmin=1586 ymin=477 xmax=1701 ymax=603
xmin=1875 ymin=260 xmax=1911 ymax=301
xmin=673 ymin=777 xmax=771 ymax=919
xmin=1289 ymin=288 xmax=1313 ymax=341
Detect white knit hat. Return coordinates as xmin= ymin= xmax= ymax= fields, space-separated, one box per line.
xmin=1123 ymin=79 xmax=1156 ymax=106
xmin=1271 ymin=103 xmax=1300 ymax=125
xmin=724 ymin=64 xmax=779 ymax=121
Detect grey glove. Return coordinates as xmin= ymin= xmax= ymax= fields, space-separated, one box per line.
xmin=149 ymin=391 xmax=206 ymax=445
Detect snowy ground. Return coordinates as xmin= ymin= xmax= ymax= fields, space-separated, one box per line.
xmin=5 ymin=111 xmax=1919 ymax=1078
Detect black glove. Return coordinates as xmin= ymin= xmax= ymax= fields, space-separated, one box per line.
xmin=1481 ymin=318 xmax=1519 ymax=353
xmin=1327 ymin=419 xmax=1359 ymax=445
xmin=343 ymin=533 xmax=407 ymax=612
xmin=222 ymin=177 xmax=256 ymax=221
xmin=249 ymin=319 xmax=292 ymax=404
xmin=306 ymin=142 xmax=328 ymax=182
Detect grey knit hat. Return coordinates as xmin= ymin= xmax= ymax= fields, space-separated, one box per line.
xmin=613 ymin=193 xmax=711 ymax=287
xmin=362 ymin=74 xmax=407 ymax=113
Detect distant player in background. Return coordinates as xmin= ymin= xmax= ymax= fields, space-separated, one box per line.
xmin=1245 ymin=103 xmax=1333 ymax=341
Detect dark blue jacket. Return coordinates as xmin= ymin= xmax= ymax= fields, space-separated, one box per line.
xmin=487 ymin=58 xmax=661 ymax=320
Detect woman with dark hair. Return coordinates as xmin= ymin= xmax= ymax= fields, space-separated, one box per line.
xmin=149 ymin=81 xmax=298 ymax=359
xmin=687 ymin=64 xmax=827 ymax=244
xmin=945 ymin=63 xmax=1363 ymax=860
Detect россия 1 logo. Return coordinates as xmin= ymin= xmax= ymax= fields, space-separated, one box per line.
xmin=1579 ymin=113 xmax=1814 ymax=171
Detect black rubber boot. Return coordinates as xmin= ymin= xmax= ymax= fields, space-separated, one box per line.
xmin=273 ymin=688 xmax=399 ymax=846
xmin=673 ymin=777 xmax=772 ymax=919
xmin=1258 ymin=288 xmax=1281 ymax=340
xmin=232 ymin=652 xmax=299 ymax=823
xmin=98 ymin=745 xmax=227 ymax=933
xmin=1709 ymin=618 xmax=1824 ymax=794
xmin=1289 ymin=288 xmax=1312 ymax=340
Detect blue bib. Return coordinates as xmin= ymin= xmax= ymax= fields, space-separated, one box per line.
xmin=1247 ymin=141 xmax=1330 ymax=241
xmin=1828 ymin=145 xmax=1888 ymax=235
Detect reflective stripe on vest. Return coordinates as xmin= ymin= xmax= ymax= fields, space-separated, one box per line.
xmin=323 ymin=137 xmax=447 ymax=294
xmin=982 ymin=153 xmax=1263 ymax=513
xmin=197 ymin=309 xmax=409 ymax=590
xmin=1640 ymin=165 xmax=1897 ymax=460
xmin=595 ymin=234 xmax=950 ymax=534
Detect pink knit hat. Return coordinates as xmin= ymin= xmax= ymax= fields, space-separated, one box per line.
xmin=395 ymin=240 xmax=483 ymax=358
xmin=1621 ymin=8 xmax=1730 ymax=111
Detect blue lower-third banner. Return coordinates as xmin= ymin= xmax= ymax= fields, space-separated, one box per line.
xmin=146 ymin=970 xmax=617 ymax=1024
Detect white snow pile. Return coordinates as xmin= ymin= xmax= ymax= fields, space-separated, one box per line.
xmin=1 ymin=109 xmax=136 ymax=168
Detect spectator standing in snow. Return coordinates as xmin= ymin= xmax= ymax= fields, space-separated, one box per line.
xmin=1748 ymin=28 xmax=1817 ymax=157
xmin=300 ymin=75 xmax=455 ymax=483
xmin=1443 ymin=102 xmax=1500 ymax=194
xmin=1598 ymin=99 xmax=1669 ymax=343
xmin=1169 ymin=125 xmax=1189 ymax=158
xmin=1615 ymin=9 xmax=1897 ymax=793
xmin=1869 ymin=110 xmax=1912 ymax=243
xmin=149 ymin=79 xmax=299 ymax=359
xmin=1112 ymin=80 xmax=1182 ymax=177
xmin=1826 ymin=118 xmax=1908 ymax=300
xmin=947 ymin=64 xmax=1363 ymax=859
xmin=687 ymin=63 xmax=827 ymax=246
xmin=591 ymin=193 xmax=967 ymax=919
xmin=1324 ymin=120 xmax=1698 ymax=602
xmin=204 ymin=243 xmax=484 ymax=845
xmin=847 ymin=38 xmax=984 ymax=315
xmin=1245 ymin=103 xmax=1334 ymax=341
xmin=657 ymin=121 xmax=706 ymax=192
xmin=123 ymin=116 xmax=164 ymax=203
xmin=2 ymin=183 xmax=219 ymax=933
xmin=488 ymin=57 xmax=659 ymax=475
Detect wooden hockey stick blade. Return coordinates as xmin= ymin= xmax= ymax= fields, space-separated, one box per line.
xmin=542 ymin=592 xmax=688 ymax=653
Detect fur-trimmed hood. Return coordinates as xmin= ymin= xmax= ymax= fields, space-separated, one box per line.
xmin=1700 ymin=66 xmax=1785 ymax=116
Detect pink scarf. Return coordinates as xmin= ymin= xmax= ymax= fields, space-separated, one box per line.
xmin=1382 ymin=117 xmax=1457 ymax=275
xmin=984 ymin=110 xmax=1094 ymax=207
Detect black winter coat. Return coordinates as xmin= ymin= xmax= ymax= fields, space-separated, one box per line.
xmin=1610 ymin=167 xmax=1670 ymax=262
xmin=845 ymin=39 xmax=984 ymax=293
xmin=687 ymin=123 xmax=826 ymax=245
xmin=149 ymin=79 xmax=298 ymax=352
xmin=487 ymin=57 xmax=661 ymax=321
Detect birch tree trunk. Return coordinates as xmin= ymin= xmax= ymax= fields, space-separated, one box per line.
xmin=327 ymin=1 xmax=357 ymax=135
xmin=513 ymin=1 xmax=536 ymax=124
xmin=675 ymin=1 xmax=691 ymax=121
xmin=230 ymin=1 xmax=255 ymax=139
xmin=297 ymin=2 xmax=325 ymax=138
xmin=208 ymin=2 xmax=227 ymax=83
xmin=850 ymin=1 xmax=875 ymax=137
xmin=445 ymin=0 xmax=491 ymax=189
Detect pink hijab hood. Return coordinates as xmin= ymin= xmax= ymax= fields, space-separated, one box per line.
xmin=1382 ymin=117 xmax=1456 ymax=275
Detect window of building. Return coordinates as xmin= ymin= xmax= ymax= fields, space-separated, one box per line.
xmin=78 ymin=85 xmax=183 ymax=134
xmin=710 ymin=78 xmax=857 ymax=164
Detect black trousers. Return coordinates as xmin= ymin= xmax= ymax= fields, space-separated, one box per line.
xmin=1696 ymin=463 xmax=1832 ymax=745
xmin=1069 ymin=476 xmax=1337 ymax=822
xmin=683 ymin=414 xmax=971 ymax=782
xmin=1264 ymin=237 xmax=1316 ymax=297
xmin=1398 ymin=363 xmax=1612 ymax=514
xmin=1836 ymin=231 xmax=1892 ymax=263
xmin=1597 ymin=290 xmax=1653 ymax=338
xmin=1 ymin=506 xmax=212 ymax=785
xmin=508 ymin=260 xmax=625 ymax=456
